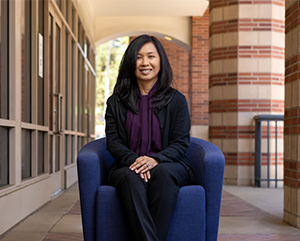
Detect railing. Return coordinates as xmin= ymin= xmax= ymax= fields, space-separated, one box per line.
xmin=254 ymin=115 xmax=284 ymax=188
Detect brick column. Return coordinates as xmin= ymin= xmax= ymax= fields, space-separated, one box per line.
xmin=209 ymin=0 xmax=285 ymax=185
xmin=191 ymin=12 xmax=210 ymax=140
xmin=284 ymin=0 xmax=300 ymax=227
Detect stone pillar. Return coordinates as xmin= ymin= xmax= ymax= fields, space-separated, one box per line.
xmin=209 ymin=0 xmax=285 ymax=185
xmin=284 ymin=0 xmax=300 ymax=227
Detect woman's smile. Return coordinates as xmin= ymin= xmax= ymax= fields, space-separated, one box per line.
xmin=140 ymin=69 xmax=152 ymax=74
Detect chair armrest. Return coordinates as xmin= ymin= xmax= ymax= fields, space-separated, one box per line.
xmin=186 ymin=137 xmax=225 ymax=241
xmin=77 ymin=138 xmax=112 ymax=241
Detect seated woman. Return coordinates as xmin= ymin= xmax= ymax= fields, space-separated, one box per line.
xmin=105 ymin=34 xmax=195 ymax=241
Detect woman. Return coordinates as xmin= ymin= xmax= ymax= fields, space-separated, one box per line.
xmin=105 ymin=34 xmax=195 ymax=241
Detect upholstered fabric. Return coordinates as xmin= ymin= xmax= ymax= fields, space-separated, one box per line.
xmin=77 ymin=137 xmax=224 ymax=241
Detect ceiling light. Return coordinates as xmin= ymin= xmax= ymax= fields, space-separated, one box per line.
xmin=164 ymin=36 xmax=172 ymax=41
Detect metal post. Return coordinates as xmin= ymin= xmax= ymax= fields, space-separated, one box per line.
xmin=275 ymin=120 xmax=278 ymax=188
xmin=254 ymin=115 xmax=284 ymax=188
xmin=255 ymin=119 xmax=262 ymax=187
xmin=267 ymin=121 xmax=270 ymax=188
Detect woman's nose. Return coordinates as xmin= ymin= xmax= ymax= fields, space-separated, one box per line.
xmin=141 ymin=57 xmax=149 ymax=65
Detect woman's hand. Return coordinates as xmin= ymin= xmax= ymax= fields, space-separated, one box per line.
xmin=129 ymin=156 xmax=159 ymax=182
xmin=139 ymin=171 xmax=151 ymax=182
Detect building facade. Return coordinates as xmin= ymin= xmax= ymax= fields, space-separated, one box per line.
xmin=0 ymin=0 xmax=96 ymax=234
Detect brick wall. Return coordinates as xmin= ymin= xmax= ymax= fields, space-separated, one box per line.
xmin=284 ymin=0 xmax=300 ymax=227
xmin=159 ymin=38 xmax=190 ymax=102
xmin=160 ymin=13 xmax=210 ymax=139
xmin=191 ymin=12 xmax=209 ymax=128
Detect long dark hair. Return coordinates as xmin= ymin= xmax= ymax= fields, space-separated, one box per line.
xmin=113 ymin=34 xmax=175 ymax=113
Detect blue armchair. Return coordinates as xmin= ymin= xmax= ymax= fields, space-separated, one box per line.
xmin=77 ymin=137 xmax=225 ymax=241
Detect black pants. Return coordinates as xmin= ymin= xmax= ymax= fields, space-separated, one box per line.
xmin=108 ymin=162 xmax=190 ymax=241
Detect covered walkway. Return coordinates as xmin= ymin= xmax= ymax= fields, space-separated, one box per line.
xmin=1 ymin=184 xmax=300 ymax=241
xmin=1 ymin=0 xmax=300 ymax=239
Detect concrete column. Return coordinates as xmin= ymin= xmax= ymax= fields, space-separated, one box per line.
xmin=209 ymin=0 xmax=285 ymax=185
xmin=284 ymin=0 xmax=300 ymax=227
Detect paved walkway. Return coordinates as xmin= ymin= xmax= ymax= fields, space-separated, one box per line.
xmin=1 ymin=184 xmax=300 ymax=241
xmin=219 ymin=186 xmax=300 ymax=241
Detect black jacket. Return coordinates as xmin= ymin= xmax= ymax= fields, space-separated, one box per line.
xmin=105 ymin=89 xmax=194 ymax=179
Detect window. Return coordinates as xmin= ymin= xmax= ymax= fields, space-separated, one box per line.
xmin=77 ymin=50 xmax=83 ymax=132
xmin=65 ymin=0 xmax=69 ymax=22
xmin=65 ymin=30 xmax=69 ymax=130
xmin=0 ymin=0 xmax=9 ymax=187
xmin=78 ymin=18 xmax=83 ymax=48
xmin=65 ymin=33 xmax=75 ymax=131
xmin=21 ymin=0 xmax=33 ymax=180
xmin=21 ymin=0 xmax=31 ymax=123
xmin=22 ymin=129 xmax=32 ymax=180
xmin=49 ymin=135 xmax=53 ymax=174
xmin=71 ymin=40 xmax=75 ymax=131
xmin=77 ymin=136 xmax=83 ymax=153
xmin=54 ymin=0 xmax=61 ymax=11
xmin=65 ymin=135 xmax=74 ymax=166
xmin=38 ymin=132 xmax=45 ymax=175
xmin=0 ymin=0 xmax=9 ymax=120
xmin=71 ymin=136 xmax=74 ymax=164
xmin=38 ymin=0 xmax=44 ymax=125
xmin=49 ymin=13 xmax=53 ymax=131
xmin=55 ymin=136 xmax=60 ymax=172
xmin=84 ymin=66 xmax=89 ymax=135
xmin=90 ymin=48 xmax=96 ymax=70
xmin=65 ymin=135 xmax=68 ymax=166
xmin=71 ymin=4 xmax=75 ymax=33
xmin=86 ymin=38 xmax=90 ymax=60
xmin=0 ymin=127 xmax=9 ymax=187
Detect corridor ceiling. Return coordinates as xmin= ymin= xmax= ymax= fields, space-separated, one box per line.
xmin=83 ymin=0 xmax=209 ymax=16
xmin=76 ymin=0 xmax=209 ymax=48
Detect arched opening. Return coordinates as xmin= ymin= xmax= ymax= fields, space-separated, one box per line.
xmin=95 ymin=33 xmax=193 ymax=138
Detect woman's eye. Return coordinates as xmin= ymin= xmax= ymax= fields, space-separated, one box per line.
xmin=149 ymin=55 xmax=154 ymax=58
xmin=137 ymin=56 xmax=141 ymax=59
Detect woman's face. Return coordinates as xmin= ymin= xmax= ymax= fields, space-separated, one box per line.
xmin=135 ymin=42 xmax=161 ymax=85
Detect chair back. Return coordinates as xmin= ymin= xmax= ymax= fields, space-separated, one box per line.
xmin=96 ymin=137 xmax=114 ymax=170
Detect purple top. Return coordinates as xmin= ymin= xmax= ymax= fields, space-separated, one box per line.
xmin=125 ymin=83 xmax=162 ymax=156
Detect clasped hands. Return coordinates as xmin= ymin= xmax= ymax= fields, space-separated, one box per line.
xmin=129 ymin=156 xmax=159 ymax=182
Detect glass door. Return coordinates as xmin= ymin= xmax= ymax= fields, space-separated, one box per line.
xmin=48 ymin=6 xmax=63 ymax=195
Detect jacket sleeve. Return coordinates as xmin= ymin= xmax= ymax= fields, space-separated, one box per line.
xmin=151 ymin=93 xmax=191 ymax=163
xmin=105 ymin=96 xmax=139 ymax=167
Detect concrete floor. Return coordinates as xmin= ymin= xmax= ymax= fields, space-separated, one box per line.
xmin=223 ymin=185 xmax=284 ymax=219
xmin=0 ymin=184 xmax=300 ymax=241
xmin=0 ymin=184 xmax=82 ymax=241
xmin=218 ymin=186 xmax=300 ymax=240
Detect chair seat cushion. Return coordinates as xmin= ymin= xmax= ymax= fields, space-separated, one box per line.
xmin=96 ymin=185 xmax=205 ymax=241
